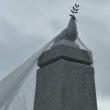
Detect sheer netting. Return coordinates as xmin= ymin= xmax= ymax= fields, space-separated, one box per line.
xmin=0 ymin=36 xmax=91 ymax=110
xmin=0 ymin=39 xmax=54 ymax=110
xmin=0 ymin=16 xmax=92 ymax=110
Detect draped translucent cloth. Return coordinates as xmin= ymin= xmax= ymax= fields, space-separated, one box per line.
xmin=0 ymin=17 xmax=92 ymax=110
xmin=0 ymin=39 xmax=54 ymax=110
xmin=0 ymin=37 xmax=91 ymax=110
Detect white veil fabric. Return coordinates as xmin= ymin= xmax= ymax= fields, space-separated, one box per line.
xmin=0 ymin=17 xmax=92 ymax=110
xmin=0 ymin=39 xmax=54 ymax=110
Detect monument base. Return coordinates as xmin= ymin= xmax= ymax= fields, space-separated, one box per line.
xmin=34 ymin=44 xmax=97 ymax=110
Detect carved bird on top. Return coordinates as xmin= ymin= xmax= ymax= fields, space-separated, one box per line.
xmin=53 ymin=3 xmax=79 ymax=43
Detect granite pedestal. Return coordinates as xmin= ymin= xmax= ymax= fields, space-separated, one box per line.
xmin=34 ymin=44 xmax=97 ymax=110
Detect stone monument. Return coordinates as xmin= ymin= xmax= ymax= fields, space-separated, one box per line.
xmin=34 ymin=4 xmax=98 ymax=110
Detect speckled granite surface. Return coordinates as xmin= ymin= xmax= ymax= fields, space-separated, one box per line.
xmin=34 ymin=45 xmax=97 ymax=110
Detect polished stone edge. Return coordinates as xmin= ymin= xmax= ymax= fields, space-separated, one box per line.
xmin=38 ymin=44 xmax=93 ymax=67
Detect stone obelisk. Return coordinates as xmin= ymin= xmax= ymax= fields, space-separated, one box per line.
xmin=34 ymin=5 xmax=97 ymax=110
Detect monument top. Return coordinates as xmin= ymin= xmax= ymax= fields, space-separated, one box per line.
xmin=53 ymin=4 xmax=79 ymax=43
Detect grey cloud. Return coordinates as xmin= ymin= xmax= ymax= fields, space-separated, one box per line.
xmin=0 ymin=19 xmax=47 ymax=79
xmin=49 ymin=19 xmax=64 ymax=34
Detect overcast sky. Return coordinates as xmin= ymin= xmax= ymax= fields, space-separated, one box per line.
xmin=0 ymin=0 xmax=110 ymax=110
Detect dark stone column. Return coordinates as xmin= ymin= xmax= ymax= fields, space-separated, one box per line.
xmin=33 ymin=44 xmax=97 ymax=110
